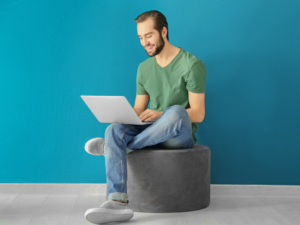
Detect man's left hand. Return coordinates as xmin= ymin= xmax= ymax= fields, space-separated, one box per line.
xmin=139 ymin=109 xmax=163 ymax=122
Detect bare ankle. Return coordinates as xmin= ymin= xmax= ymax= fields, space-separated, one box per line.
xmin=113 ymin=200 xmax=125 ymax=203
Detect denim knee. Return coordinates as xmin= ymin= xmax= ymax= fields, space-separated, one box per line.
xmin=105 ymin=123 xmax=126 ymax=137
xmin=166 ymin=105 xmax=186 ymax=112
xmin=164 ymin=105 xmax=187 ymax=119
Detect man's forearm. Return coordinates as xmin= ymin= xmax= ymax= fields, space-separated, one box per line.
xmin=133 ymin=108 xmax=144 ymax=117
xmin=186 ymin=108 xmax=204 ymax=123
xmin=134 ymin=107 xmax=203 ymax=123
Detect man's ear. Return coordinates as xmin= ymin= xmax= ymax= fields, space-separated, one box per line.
xmin=162 ymin=27 xmax=168 ymax=38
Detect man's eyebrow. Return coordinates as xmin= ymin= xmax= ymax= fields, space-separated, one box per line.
xmin=137 ymin=32 xmax=154 ymax=37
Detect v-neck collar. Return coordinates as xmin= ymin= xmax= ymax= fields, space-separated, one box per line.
xmin=154 ymin=47 xmax=182 ymax=70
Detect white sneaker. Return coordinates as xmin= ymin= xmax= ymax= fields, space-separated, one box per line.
xmin=84 ymin=200 xmax=134 ymax=224
xmin=84 ymin=137 xmax=105 ymax=156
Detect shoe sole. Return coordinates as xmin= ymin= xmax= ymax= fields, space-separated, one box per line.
xmin=85 ymin=208 xmax=133 ymax=224
xmin=84 ymin=138 xmax=105 ymax=156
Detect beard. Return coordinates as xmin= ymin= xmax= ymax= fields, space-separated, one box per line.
xmin=145 ymin=31 xmax=165 ymax=57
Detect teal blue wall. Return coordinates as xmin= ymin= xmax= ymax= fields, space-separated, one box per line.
xmin=1 ymin=0 xmax=299 ymax=184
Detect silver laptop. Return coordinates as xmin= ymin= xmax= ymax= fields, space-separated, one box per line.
xmin=81 ymin=95 xmax=156 ymax=125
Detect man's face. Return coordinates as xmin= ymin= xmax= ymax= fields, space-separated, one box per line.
xmin=137 ymin=18 xmax=165 ymax=57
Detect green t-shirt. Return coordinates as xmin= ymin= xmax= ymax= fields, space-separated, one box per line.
xmin=136 ymin=47 xmax=206 ymax=145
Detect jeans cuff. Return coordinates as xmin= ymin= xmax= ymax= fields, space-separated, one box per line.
xmin=108 ymin=192 xmax=129 ymax=203
xmin=104 ymin=148 xmax=133 ymax=156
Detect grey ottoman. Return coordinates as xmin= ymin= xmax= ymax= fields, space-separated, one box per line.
xmin=106 ymin=144 xmax=211 ymax=213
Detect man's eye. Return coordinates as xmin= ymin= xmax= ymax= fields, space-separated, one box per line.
xmin=139 ymin=36 xmax=151 ymax=40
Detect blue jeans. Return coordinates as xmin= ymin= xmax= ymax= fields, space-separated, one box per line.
xmin=104 ymin=105 xmax=194 ymax=203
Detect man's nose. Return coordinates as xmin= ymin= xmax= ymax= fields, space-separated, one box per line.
xmin=143 ymin=39 xmax=149 ymax=47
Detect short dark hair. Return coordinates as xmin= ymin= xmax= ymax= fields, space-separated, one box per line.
xmin=134 ymin=10 xmax=169 ymax=41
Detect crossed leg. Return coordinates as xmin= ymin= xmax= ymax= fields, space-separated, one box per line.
xmin=104 ymin=105 xmax=194 ymax=203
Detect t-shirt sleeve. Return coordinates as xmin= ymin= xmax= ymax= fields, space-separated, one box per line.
xmin=186 ymin=60 xmax=207 ymax=93
xmin=136 ymin=65 xmax=148 ymax=95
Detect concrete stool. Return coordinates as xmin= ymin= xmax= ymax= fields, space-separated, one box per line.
xmin=106 ymin=144 xmax=211 ymax=213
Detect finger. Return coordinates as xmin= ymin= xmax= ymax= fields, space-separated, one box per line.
xmin=141 ymin=115 xmax=147 ymax=121
xmin=139 ymin=111 xmax=148 ymax=119
xmin=140 ymin=113 xmax=150 ymax=121
xmin=144 ymin=115 xmax=152 ymax=121
xmin=139 ymin=113 xmax=144 ymax=120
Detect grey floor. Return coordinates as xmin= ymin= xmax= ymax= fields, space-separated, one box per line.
xmin=0 ymin=184 xmax=300 ymax=225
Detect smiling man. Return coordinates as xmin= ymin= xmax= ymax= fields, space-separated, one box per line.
xmin=84 ymin=10 xmax=206 ymax=225
xmin=135 ymin=11 xmax=206 ymax=145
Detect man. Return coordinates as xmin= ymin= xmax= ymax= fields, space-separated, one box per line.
xmin=84 ymin=10 xmax=206 ymax=224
